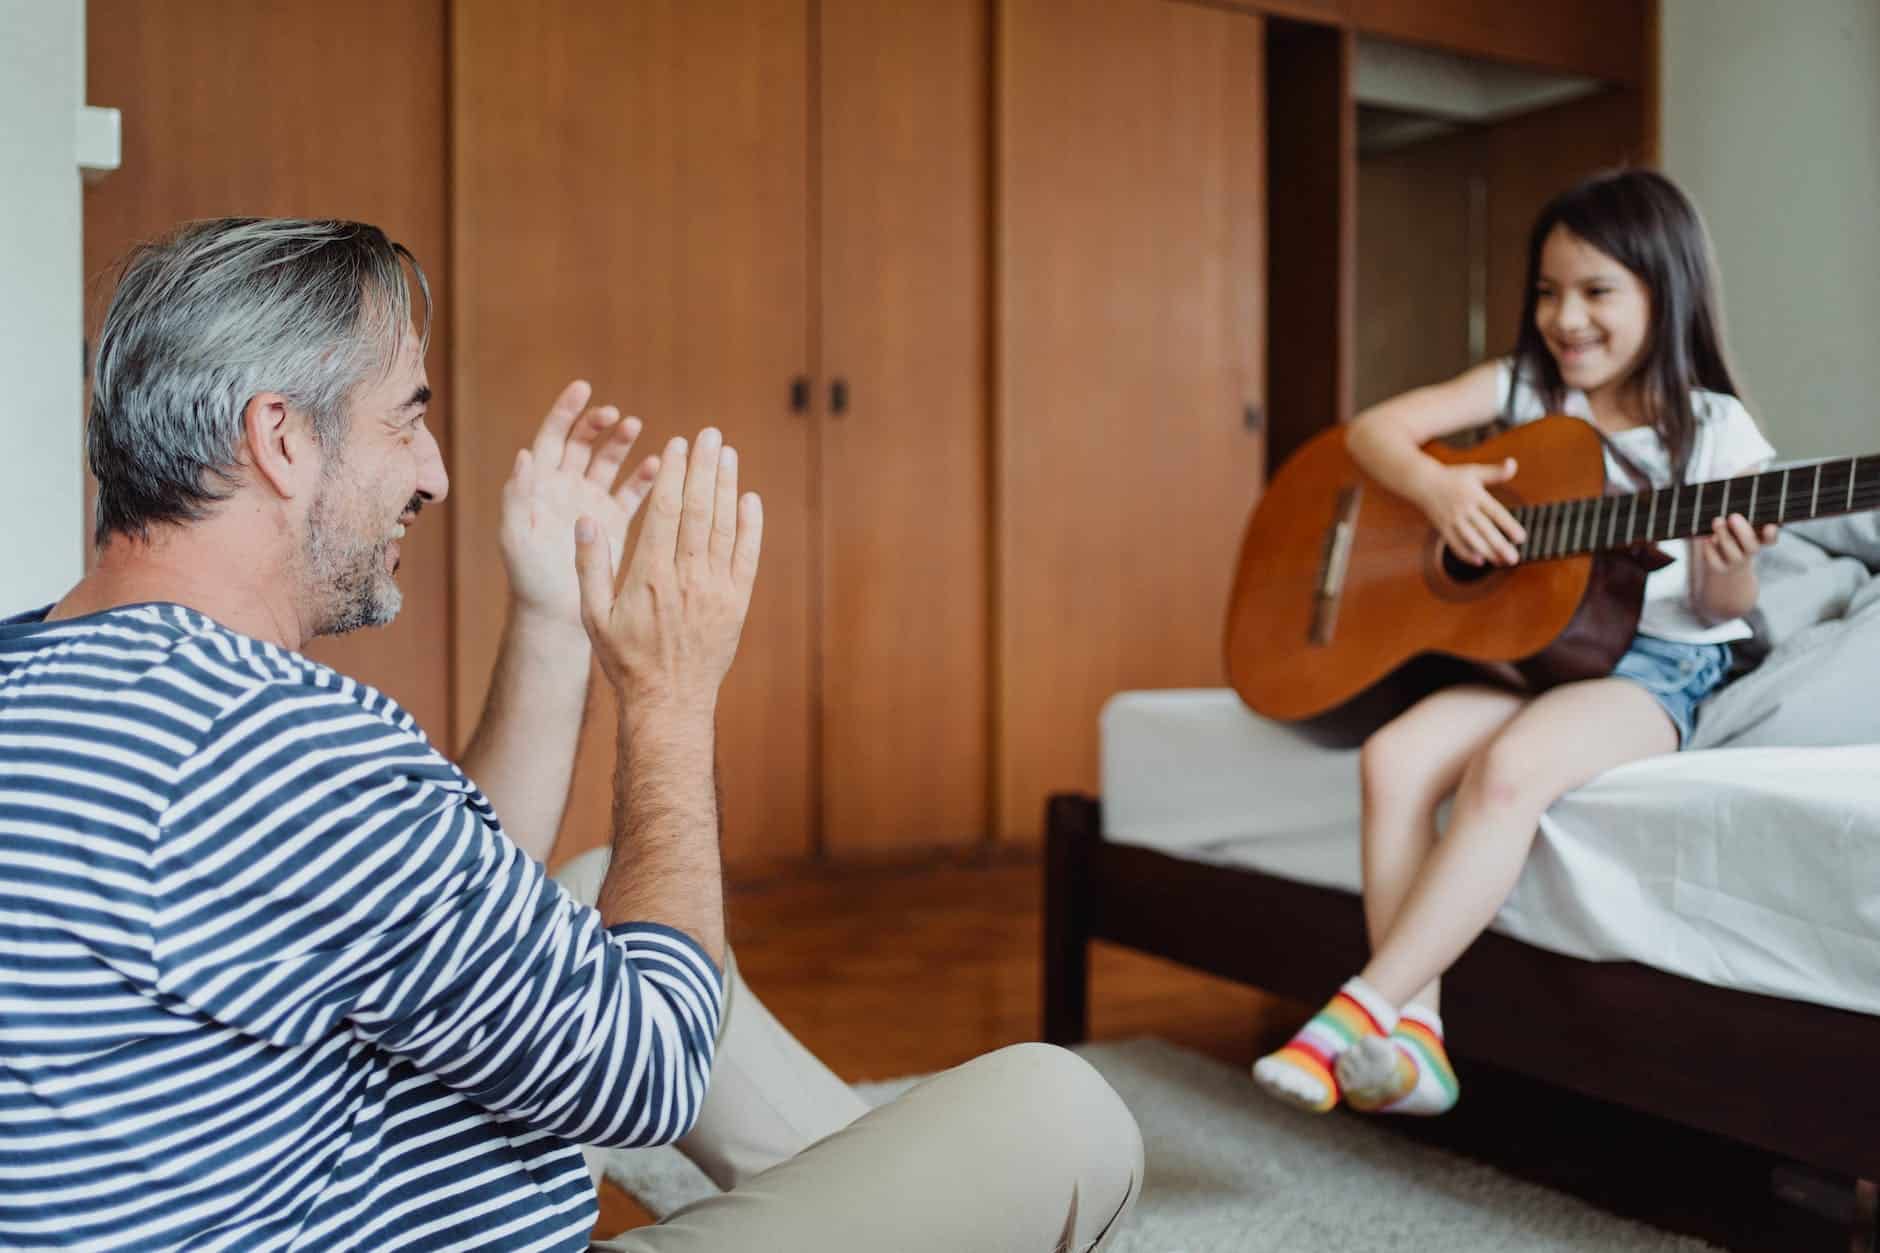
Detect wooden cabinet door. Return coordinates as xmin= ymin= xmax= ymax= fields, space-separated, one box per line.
xmin=452 ymin=1 xmax=816 ymax=868
xmin=85 ymin=0 xmax=454 ymax=743
xmin=997 ymin=0 xmax=1266 ymax=841
xmin=818 ymin=0 xmax=990 ymax=856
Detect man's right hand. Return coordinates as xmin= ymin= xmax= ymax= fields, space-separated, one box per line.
xmin=573 ymin=427 xmax=763 ymax=711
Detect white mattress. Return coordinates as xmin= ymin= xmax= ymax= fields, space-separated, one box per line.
xmin=1100 ymin=689 xmax=1880 ymax=1017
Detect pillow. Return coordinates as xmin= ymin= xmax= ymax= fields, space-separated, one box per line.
xmin=1742 ymin=529 xmax=1868 ymax=662
xmin=1786 ymin=510 xmax=1880 ymax=569
xmin=1692 ymin=575 xmax=1880 ymax=749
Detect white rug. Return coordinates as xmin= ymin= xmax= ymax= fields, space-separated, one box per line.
xmin=598 ymin=1037 xmax=1719 ymax=1252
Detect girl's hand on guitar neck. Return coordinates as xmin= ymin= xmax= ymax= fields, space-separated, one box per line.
xmin=1412 ymin=457 xmax=1527 ymax=567
xmin=1697 ymin=512 xmax=1778 ymax=573
xmin=1692 ymin=512 xmax=1777 ymax=623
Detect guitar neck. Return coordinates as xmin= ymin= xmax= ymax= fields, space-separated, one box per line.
xmin=1512 ymin=455 xmax=1880 ymax=562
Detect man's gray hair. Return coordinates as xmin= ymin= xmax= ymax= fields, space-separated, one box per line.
xmin=87 ymin=218 xmax=432 ymax=544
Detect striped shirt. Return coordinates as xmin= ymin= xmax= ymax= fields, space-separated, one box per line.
xmin=0 ymin=603 xmax=723 ymax=1251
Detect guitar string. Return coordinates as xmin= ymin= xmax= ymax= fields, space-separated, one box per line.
xmin=1510 ymin=468 xmax=1872 ymax=531
xmin=1505 ymin=463 xmax=1878 ymax=560
xmin=1514 ymin=488 xmax=1880 ymax=558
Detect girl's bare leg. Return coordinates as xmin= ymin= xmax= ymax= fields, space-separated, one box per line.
xmin=1251 ymin=682 xmax=1527 ymax=1112
xmin=1332 ymin=678 xmax=1674 ymax=1115
xmin=1359 ymin=677 xmax=1676 ymax=1005
xmin=1358 ymin=684 xmax=1526 ymax=1012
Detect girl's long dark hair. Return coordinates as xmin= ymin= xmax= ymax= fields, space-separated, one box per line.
xmin=1508 ymin=169 xmax=1740 ymax=479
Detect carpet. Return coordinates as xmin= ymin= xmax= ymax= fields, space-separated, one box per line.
xmin=596 ymin=1037 xmax=1719 ymax=1251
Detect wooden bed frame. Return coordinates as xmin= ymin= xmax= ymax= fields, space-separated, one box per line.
xmin=1041 ymin=792 xmax=1880 ymax=1242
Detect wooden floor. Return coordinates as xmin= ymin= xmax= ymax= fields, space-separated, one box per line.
xmin=594 ymin=855 xmax=1844 ymax=1250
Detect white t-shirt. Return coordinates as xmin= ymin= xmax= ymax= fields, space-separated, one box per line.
xmin=1493 ymin=359 xmax=1777 ymax=644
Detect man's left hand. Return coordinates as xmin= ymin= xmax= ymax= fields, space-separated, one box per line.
xmin=500 ymin=380 xmax=660 ymax=626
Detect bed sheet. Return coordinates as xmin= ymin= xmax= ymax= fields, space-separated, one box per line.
xmin=1100 ymin=689 xmax=1880 ymax=1017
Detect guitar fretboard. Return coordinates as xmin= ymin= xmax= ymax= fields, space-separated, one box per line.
xmin=1513 ymin=455 xmax=1879 ymax=561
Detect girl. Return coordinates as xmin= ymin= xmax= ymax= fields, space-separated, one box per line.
xmin=1251 ymin=169 xmax=1779 ymax=1117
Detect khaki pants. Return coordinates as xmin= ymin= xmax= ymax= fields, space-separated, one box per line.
xmin=553 ymin=851 xmax=1142 ymax=1253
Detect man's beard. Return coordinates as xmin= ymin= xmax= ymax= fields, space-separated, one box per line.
xmin=304 ymin=481 xmax=408 ymax=638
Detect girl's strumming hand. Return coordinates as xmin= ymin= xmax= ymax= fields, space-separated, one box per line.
xmin=1414 ymin=457 xmax=1527 ymax=567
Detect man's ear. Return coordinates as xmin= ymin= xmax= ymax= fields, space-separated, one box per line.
xmin=241 ymin=392 xmax=325 ymax=500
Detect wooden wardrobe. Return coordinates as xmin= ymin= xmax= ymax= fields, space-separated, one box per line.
xmin=450 ymin=0 xmax=1268 ymax=867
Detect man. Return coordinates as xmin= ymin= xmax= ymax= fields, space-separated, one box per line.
xmin=0 ymin=218 xmax=1140 ymax=1251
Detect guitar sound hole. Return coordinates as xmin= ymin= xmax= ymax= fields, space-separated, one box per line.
xmin=1439 ymin=545 xmax=1499 ymax=585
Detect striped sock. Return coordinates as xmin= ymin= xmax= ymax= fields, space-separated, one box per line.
xmin=1336 ymin=1003 xmax=1459 ymax=1115
xmin=1251 ymin=978 xmax=1397 ymax=1113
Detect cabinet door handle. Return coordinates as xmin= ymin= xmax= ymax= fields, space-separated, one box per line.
xmin=830 ymin=378 xmax=849 ymax=416
xmin=1243 ymin=402 xmax=1264 ymax=433
xmin=790 ymin=375 xmax=810 ymax=414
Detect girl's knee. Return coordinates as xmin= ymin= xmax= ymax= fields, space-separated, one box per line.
xmin=1463 ymin=734 xmax=1551 ymax=812
xmin=1359 ymin=720 xmax=1418 ymax=797
xmin=1360 ymin=715 xmax=1456 ymax=814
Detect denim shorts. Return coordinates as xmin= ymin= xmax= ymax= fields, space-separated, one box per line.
xmin=1610 ymin=635 xmax=1732 ymax=747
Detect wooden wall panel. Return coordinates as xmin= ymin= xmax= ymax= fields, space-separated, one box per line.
xmin=1252 ymin=0 xmax=1352 ymax=24
xmin=1356 ymin=141 xmax=1476 ymax=410
xmin=1266 ymin=20 xmax=1355 ymax=469
xmin=997 ymin=0 xmax=1266 ymax=842
xmin=819 ymin=0 xmax=990 ymax=856
xmin=452 ymin=1 xmax=816 ymax=868
xmin=84 ymin=0 xmax=454 ymax=743
xmin=1352 ymin=0 xmax=1650 ymax=85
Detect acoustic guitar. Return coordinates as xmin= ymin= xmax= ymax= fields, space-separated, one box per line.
xmin=1224 ymin=415 xmax=1879 ymax=722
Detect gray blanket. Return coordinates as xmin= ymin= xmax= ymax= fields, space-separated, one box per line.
xmin=1689 ymin=513 xmax=1880 ymax=749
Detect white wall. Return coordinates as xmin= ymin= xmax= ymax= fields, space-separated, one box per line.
xmin=0 ymin=0 xmax=87 ymax=608
xmin=1661 ymin=0 xmax=1880 ymax=461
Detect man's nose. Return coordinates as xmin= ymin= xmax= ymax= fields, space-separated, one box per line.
xmin=416 ymin=424 xmax=449 ymax=504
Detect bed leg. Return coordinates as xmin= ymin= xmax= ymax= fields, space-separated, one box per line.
xmin=1774 ymin=1165 xmax=1877 ymax=1252
xmin=1043 ymin=792 xmax=1099 ymax=1045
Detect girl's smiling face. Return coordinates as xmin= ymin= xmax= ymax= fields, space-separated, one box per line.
xmin=1534 ymin=225 xmax=1653 ymax=402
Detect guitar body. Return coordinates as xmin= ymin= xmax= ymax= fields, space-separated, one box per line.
xmin=1225 ymin=416 xmax=1648 ymax=722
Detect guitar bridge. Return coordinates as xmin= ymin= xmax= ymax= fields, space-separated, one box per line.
xmin=1312 ymin=485 xmax=1361 ymax=646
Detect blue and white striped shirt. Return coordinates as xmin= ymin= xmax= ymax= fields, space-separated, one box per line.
xmin=0 ymin=603 xmax=722 ymax=1251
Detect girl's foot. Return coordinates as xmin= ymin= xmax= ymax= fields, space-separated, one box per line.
xmin=1335 ymin=1003 xmax=1459 ymax=1115
xmin=1251 ymin=978 xmax=1397 ymax=1113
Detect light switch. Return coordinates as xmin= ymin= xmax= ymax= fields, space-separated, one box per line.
xmin=76 ymin=106 xmax=121 ymax=184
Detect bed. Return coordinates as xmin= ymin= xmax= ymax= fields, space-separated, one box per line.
xmin=1042 ymin=520 xmax=1880 ymax=1234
